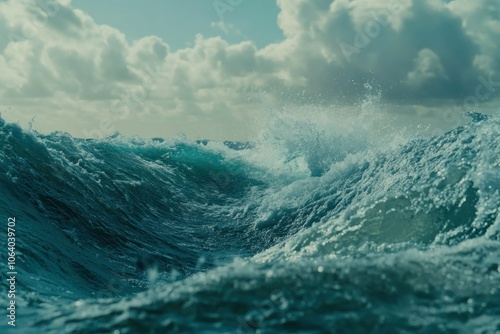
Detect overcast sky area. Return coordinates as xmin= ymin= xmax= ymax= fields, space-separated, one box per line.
xmin=0 ymin=0 xmax=499 ymax=140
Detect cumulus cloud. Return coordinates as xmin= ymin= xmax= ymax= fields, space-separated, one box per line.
xmin=406 ymin=48 xmax=448 ymax=89
xmin=268 ymin=0 xmax=500 ymax=103
xmin=0 ymin=0 xmax=499 ymax=140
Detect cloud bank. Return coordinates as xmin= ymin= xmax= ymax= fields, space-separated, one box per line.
xmin=0 ymin=0 xmax=499 ymax=139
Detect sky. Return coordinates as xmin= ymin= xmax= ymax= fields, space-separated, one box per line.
xmin=0 ymin=0 xmax=499 ymax=140
xmin=71 ymin=0 xmax=283 ymax=50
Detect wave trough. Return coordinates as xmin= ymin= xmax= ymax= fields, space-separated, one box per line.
xmin=0 ymin=113 xmax=499 ymax=333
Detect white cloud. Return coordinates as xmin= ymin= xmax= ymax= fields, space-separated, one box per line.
xmin=268 ymin=0 xmax=494 ymax=102
xmin=0 ymin=0 xmax=499 ymax=140
xmin=406 ymin=48 xmax=448 ymax=88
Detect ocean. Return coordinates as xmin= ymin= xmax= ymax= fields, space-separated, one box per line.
xmin=0 ymin=113 xmax=499 ymax=333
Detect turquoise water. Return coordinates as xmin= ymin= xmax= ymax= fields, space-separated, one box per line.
xmin=0 ymin=114 xmax=498 ymax=333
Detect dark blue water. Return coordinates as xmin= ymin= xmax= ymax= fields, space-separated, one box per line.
xmin=0 ymin=114 xmax=499 ymax=333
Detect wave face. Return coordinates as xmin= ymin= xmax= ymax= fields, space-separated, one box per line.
xmin=0 ymin=114 xmax=499 ymax=334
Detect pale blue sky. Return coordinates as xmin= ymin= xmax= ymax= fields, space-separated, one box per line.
xmin=71 ymin=0 xmax=284 ymax=50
